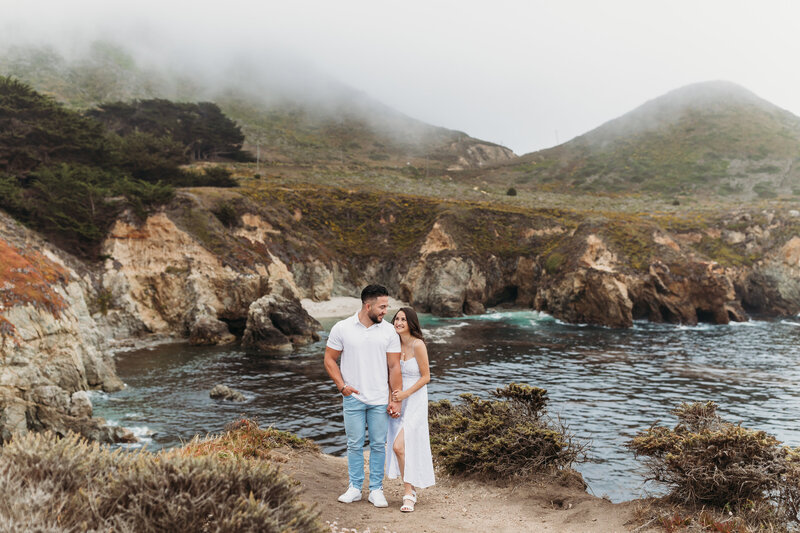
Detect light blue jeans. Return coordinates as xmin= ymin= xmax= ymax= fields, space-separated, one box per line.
xmin=342 ymin=395 xmax=389 ymax=491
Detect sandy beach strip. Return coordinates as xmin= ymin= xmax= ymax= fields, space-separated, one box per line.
xmin=301 ymin=296 xmax=408 ymax=320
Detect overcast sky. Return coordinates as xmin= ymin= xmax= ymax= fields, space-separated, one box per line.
xmin=3 ymin=0 xmax=800 ymax=154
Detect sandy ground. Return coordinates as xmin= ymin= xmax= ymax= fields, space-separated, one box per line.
xmin=274 ymin=448 xmax=659 ymax=533
xmin=301 ymin=296 xmax=408 ymax=319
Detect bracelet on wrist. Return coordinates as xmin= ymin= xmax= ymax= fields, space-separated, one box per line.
xmin=339 ymin=385 xmax=346 ymax=393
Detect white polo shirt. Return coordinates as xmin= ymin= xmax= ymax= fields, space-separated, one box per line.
xmin=327 ymin=312 xmax=401 ymax=405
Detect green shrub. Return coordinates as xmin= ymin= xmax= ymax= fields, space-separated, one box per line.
xmin=0 ymin=429 xmax=323 ymax=532
xmin=627 ymin=401 xmax=800 ymax=527
xmin=753 ymin=182 xmax=777 ymax=199
xmin=429 ymin=383 xmax=586 ymax=480
xmin=178 ymin=166 xmax=238 ymax=187
xmin=544 ymin=252 xmax=565 ymax=275
xmin=506 ymin=187 xmax=517 ymax=196
xmin=212 ymin=201 xmax=240 ymax=228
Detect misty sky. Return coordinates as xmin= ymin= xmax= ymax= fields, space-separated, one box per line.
xmin=4 ymin=0 xmax=800 ymax=154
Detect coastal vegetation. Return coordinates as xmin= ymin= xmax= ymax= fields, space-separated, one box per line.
xmin=0 ymin=428 xmax=323 ymax=532
xmin=628 ymin=401 xmax=800 ymax=531
xmin=175 ymin=418 xmax=319 ymax=461
xmin=88 ymin=99 xmax=250 ymax=162
xmin=429 ymin=383 xmax=587 ymax=480
xmin=0 ymin=76 xmax=246 ymax=256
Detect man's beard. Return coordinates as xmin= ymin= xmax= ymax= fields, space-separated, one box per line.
xmin=367 ymin=310 xmax=381 ymax=324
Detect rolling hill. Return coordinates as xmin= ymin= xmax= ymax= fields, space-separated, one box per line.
xmin=493 ymin=81 xmax=800 ymax=199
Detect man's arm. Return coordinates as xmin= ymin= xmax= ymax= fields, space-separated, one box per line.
xmin=387 ymin=351 xmax=402 ymax=417
xmin=324 ymin=347 xmax=359 ymax=396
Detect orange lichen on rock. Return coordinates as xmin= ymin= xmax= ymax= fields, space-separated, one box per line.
xmin=0 ymin=238 xmax=70 ymax=331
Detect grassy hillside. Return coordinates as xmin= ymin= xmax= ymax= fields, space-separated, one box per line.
xmin=490 ymin=81 xmax=800 ymax=199
xmin=0 ymin=41 xmax=515 ymax=171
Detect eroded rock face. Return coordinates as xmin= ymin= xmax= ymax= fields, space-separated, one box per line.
xmin=0 ymin=214 xmax=128 ymax=443
xmin=630 ymin=261 xmax=746 ymax=325
xmin=242 ymin=294 xmax=321 ymax=354
xmin=739 ymin=236 xmax=800 ymax=315
xmin=532 ymin=234 xmax=747 ymax=327
xmin=445 ymin=141 xmax=517 ymax=171
xmin=101 ymin=212 xmax=264 ymax=339
xmin=535 ymin=269 xmax=634 ymax=328
xmin=400 ymin=255 xmax=486 ymax=316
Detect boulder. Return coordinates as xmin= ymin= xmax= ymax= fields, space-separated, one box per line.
xmin=68 ymin=391 xmax=93 ymax=418
xmin=209 ymin=384 xmax=246 ymax=402
xmin=242 ymin=294 xmax=321 ymax=354
xmin=33 ymin=405 xmax=135 ymax=443
xmin=0 ymin=399 xmax=28 ymax=443
xmin=188 ymin=316 xmax=236 ymax=346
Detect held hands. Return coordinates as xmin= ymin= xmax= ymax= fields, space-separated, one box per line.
xmin=387 ymin=400 xmax=402 ymax=418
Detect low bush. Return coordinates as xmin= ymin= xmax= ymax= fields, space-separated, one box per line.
xmin=176 ymin=418 xmax=319 ymax=461
xmin=627 ymin=401 xmax=800 ymax=528
xmin=0 ymin=428 xmax=323 ymax=532
xmin=212 ymin=201 xmax=241 ymax=228
xmin=178 ymin=165 xmax=239 ymax=187
xmin=544 ymin=252 xmax=565 ymax=275
xmin=429 ymin=383 xmax=586 ymax=480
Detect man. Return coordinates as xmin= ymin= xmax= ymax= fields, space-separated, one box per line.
xmin=323 ymin=284 xmax=402 ymax=508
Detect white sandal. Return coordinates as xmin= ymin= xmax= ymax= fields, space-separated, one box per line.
xmin=400 ymin=491 xmax=417 ymax=512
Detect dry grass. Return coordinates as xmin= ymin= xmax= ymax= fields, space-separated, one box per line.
xmin=0 ymin=426 xmax=324 ymax=532
xmin=173 ymin=418 xmax=319 ymax=462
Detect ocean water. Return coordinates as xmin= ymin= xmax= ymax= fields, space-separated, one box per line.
xmin=93 ymin=311 xmax=800 ymax=502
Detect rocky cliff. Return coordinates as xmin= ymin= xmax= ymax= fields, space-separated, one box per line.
xmin=0 ymin=212 xmax=131 ymax=443
xmin=4 ymin=183 xmax=800 ymax=442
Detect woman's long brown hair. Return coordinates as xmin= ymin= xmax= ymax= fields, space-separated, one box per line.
xmin=392 ymin=306 xmax=424 ymax=341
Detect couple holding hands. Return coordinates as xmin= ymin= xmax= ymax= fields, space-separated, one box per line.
xmin=323 ymin=284 xmax=435 ymax=512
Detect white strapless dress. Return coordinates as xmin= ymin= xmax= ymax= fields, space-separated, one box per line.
xmin=385 ymin=357 xmax=435 ymax=488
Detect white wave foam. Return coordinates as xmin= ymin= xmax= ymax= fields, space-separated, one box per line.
xmin=676 ymin=323 xmax=714 ymax=331
xmin=554 ymin=318 xmax=588 ymax=327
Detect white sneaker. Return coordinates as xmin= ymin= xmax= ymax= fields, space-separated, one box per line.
xmin=338 ymin=485 xmax=362 ymax=503
xmin=368 ymin=488 xmax=388 ymax=508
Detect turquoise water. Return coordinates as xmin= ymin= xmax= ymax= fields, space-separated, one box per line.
xmin=93 ymin=311 xmax=800 ymax=502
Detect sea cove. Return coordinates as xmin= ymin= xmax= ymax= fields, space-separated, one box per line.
xmin=93 ymin=310 xmax=800 ymax=503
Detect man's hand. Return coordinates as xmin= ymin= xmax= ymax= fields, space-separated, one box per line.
xmin=340 ymin=384 xmax=360 ymax=396
xmin=387 ymin=400 xmax=402 ymax=418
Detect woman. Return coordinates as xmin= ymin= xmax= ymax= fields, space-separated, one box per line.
xmin=386 ymin=307 xmax=435 ymax=512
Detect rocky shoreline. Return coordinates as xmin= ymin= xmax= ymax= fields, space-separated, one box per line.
xmin=2 ymin=185 xmax=800 ymax=443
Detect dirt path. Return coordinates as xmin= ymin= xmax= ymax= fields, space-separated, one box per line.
xmin=275 ymin=449 xmax=659 ymax=533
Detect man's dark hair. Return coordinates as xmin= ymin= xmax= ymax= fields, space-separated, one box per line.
xmin=361 ymin=284 xmax=389 ymax=303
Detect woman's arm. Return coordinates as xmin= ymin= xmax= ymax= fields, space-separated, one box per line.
xmin=391 ymin=340 xmax=431 ymax=401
